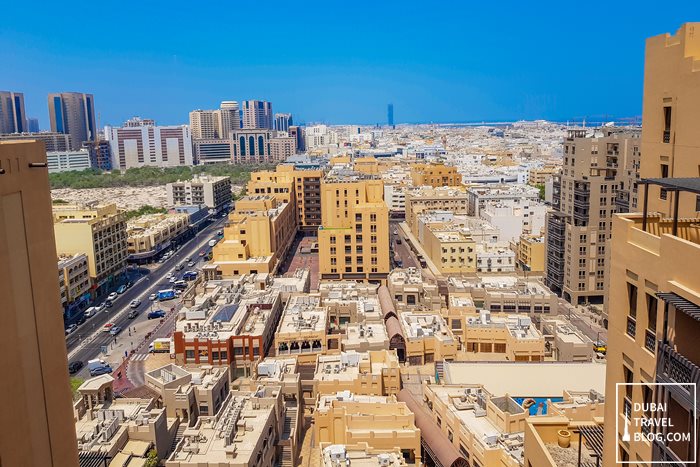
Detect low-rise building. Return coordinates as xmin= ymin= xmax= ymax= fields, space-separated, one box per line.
xmin=314 ymin=392 xmax=422 ymax=465
xmin=528 ymin=164 xmax=560 ymax=185
xmin=341 ymin=322 xmax=389 ymax=352
xmin=166 ymin=175 xmax=232 ymax=214
xmin=46 ymin=149 xmax=92 ymax=173
xmin=318 ymin=280 xmax=383 ymax=327
xmin=515 ymin=234 xmax=545 ymax=272
xmin=319 ymin=443 xmax=411 ymax=466
xmin=127 ymin=212 xmax=190 ymax=262
xmin=0 ymin=131 xmax=72 ymax=151
xmin=399 ymin=312 xmax=457 ymax=365
xmin=386 ymin=269 xmax=443 ymax=313
xmin=480 ymin=201 xmax=546 ymax=242
xmin=58 ymin=253 xmax=91 ymax=315
xmin=466 ymin=183 xmax=540 ymax=217
xmin=410 ymin=162 xmax=461 ymax=187
xmin=460 ymin=311 xmax=545 ymax=361
xmin=541 ymin=318 xmax=594 ymax=362
xmin=274 ymin=294 xmax=335 ymax=364
xmin=405 ymin=186 xmax=469 ymax=228
xmin=475 ymin=243 xmax=516 ymax=273
xmin=447 ymin=276 xmax=557 ymax=317
xmin=313 ymin=350 xmax=400 ymax=398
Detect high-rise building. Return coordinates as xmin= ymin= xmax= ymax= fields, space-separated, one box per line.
xmin=387 ymin=103 xmax=394 ymax=128
xmin=318 ymin=166 xmax=390 ymax=283
xmin=0 ymin=140 xmax=79 ymax=467
xmin=47 ymin=92 xmax=96 ymax=150
xmin=288 ymin=125 xmax=305 ymax=152
xmin=105 ymin=117 xmax=193 ymax=169
xmin=53 ymin=203 xmax=128 ymax=296
xmin=0 ymin=90 xmax=26 ymax=133
xmin=189 ymin=102 xmax=241 ymax=140
xmin=269 ymin=134 xmax=296 ymax=162
xmin=27 ymin=117 xmax=40 ymax=132
xmin=82 ymin=140 xmax=112 ymax=170
xmin=544 ymin=127 xmax=640 ymax=305
xmin=242 ymin=100 xmax=273 ymax=129
xmin=274 ymin=112 xmax=293 ymax=132
xmin=602 ymin=23 xmax=700 ymax=466
xmin=218 ymin=100 xmax=241 ymax=136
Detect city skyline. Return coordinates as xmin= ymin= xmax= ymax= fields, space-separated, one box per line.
xmin=1 ymin=1 xmax=695 ymax=128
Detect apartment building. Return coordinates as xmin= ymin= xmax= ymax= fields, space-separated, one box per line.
xmin=318 ymin=280 xmax=384 ymax=326
xmin=318 ymin=167 xmax=390 ymax=283
xmin=313 ymin=350 xmax=401 ymax=397
xmin=602 ymin=23 xmax=700 ymax=466
xmin=189 ymin=103 xmax=240 ymax=139
xmin=275 ymin=294 xmax=336 ymax=364
xmin=0 ymin=141 xmax=79 ymax=467
xmin=289 ymin=125 xmax=305 ymax=152
xmin=210 ymin=195 xmax=295 ymax=276
xmin=540 ymin=317 xmax=594 ymax=362
xmin=0 ymin=131 xmax=72 ymax=151
xmin=0 ymin=90 xmax=26 ymax=133
xmin=314 ymin=392 xmax=422 ymax=464
xmin=515 ymin=234 xmax=545 ymax=272
xmin=405 ymin=185 xmax=469 ymax=228
xmin=269 ymin=134 xmax=296 ymax=162
xmin=126 ymin=212 xmax=190 ymax=262
xmin=241 ymin=100 xmax=273 ymax=129
xmin=399 ymin=312 xmax=458 ymax=365
xmin=46 ymin=149 xmax=92 ymax=172
xmin=528 ymin=164 xmax=560 ymax=185
xmin=460 ymin=311 xmax=545 ymax=361
xmin=319 ymin=444 xmax=411 ymax=466
xmin=475 ymin=243 xmax=516 ymax=273
xmin=58 ymin=253 xmax=91 ymax=314
xmin=106 ymin=118 xmax=194 ymax=168
xmin=384 ymin=183 xmax=407 ymax=216
xmin=48 ymin=92 xmax=96 ymax=149
xmin=82 ymin=140 xmax=112 ymax=170
xmin=53 ymin=202 xmax=128 ymax=296
xmin=545 ymin=128 xmax=640 ymax=304
xmin=410 ymin=162 xmax=461 ymax=187
xmin=480 ymin=200 xmax=546 ymax=242
xmin=466 ymin=184 xmax=540 ymax=217
xmin=447 ymin=276 xmax=557 ymax=317
xmin=166 ymin=175 xmax=232 ymax=213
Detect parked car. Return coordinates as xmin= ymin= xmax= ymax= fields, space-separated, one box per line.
xmin=102 ymin=323 xmax=115 ymax=332
xmin=104 ymin=300 xmax=113 ymax=308
xmin=68 ymin=361 xmax=84 ymax=375
xmin=198 ymin=250 xmax=206 ymax=257
xmin=148 ymin=310 xmax=166 ymax=320
xmin=84 ymin=307 xmax=98 ymax=318
xmin=169 ymin=276 xmax=177 ymax=284
xmin=166 ymin=272 xmax=173 ymax=279
xmin=117 ymin=285 xmax=127 ymax=294
xmin=148 ymin=293 xmax=157 ymax=301
xmin=187 ymin=261 xmax=195 ymax=267
xmin=176 ymin=263 xmax=185 ymax=271
xmin=97 ymin=302 xmax=107 ymax=311
xmin=126 ymin=281 xmax=133 ymax=289
xmin=109 ymin=325 xmax=122 ymax=336
xmin=65 ymin=324 xmax=78 ymax=335
xmin=76 ymin=315 xmax=86 ymax=325
xmin=130 ymin=299 xmax=141 ymax=308
xmin=108 ymin=292 xmax=118 ymax=301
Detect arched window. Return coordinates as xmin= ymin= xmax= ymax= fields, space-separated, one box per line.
xmin=258 ymin=135 xmax=264 ymax=155
xmin=239 ymin=136 xmax=246 ymax=157
xmin=249 ymin=136 xmax=255 ymax=156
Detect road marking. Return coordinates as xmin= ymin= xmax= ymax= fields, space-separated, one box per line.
xmin=131 ymin=354 xmax=149 ymax=361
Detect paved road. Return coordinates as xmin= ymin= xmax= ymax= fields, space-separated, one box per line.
xmin=66 ymin=215 xmax=229 ymax=375
xmin=390 ymin=220 xmax=418 ymax=268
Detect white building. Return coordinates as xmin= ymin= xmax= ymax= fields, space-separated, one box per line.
xmin=480 ymin=201 xmax=547 ymax=242
xmin=46 ymin=150 xmax=92 ymax=173
xmin=475 ymin=243 xmax=516 ymax=273
xmin=106 ymin=118 xmax=193 ymax=169
xmin=383 ymin=184 xmax=406 ymax=215
xmin=305 ymin=125 xmax=338 ymax=149
xmin=166 ymin=175 xmax=232 ymax=213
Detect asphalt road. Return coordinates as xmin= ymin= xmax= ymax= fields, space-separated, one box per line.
xmin=390 ymin=220 xmax=418 ymax=268
xmin=66 ymin=215 xmax=229 ymax=371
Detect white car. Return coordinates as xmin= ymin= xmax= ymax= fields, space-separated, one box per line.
xmin=187 ymin=261 xmax=195 ymax=267
xmin=149 ymin=293 xmax=157 ymax=301
xmin=166 ymin=272 xmax=173 ymax=279
xmin=107 ymin=292 xmax=118 ymax=301
xmin=169 ymin=276 xmax=177 ymax=284
xmin=130 ymin=299 xmax=141 ymax=308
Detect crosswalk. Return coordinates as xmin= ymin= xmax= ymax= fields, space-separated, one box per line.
xmin=131 ymin=353 xmax=149 ymax=362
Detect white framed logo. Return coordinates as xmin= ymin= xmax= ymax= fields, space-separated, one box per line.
xmin=615 ymin=382 xmax=697 ymax=464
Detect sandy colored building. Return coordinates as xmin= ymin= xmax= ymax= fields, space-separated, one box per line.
xmin=127 ymin=212 xmax=190 ymax=261
xmin=399 ymin=312 xmax=458 ymax=365
xmin=386 ymin=268 xmax=443 ymax=313
xmin=269 ymin=135 xmax=296 ymax=163
xmin=405 ymin=185 xmax=469 ymax=228
xmin=0 ymin=140 xmax=79 ymax=466
xmin=274 ymin=294 xmax=336 ymax=364
xmin=313 ymin=350 xmax=400 ymax=398
xmin=318 ymin=167 xmax=390 ymax=283
xmin=58 ymin=252 xmax=91 ymax=313
xmin=318 ymin=280 xmax=384 ymax=327
xmin=53 ymin=202 xmax=128 ymax=296
xmin=353 ymin=156 xmax=380 ymax=174
xmin=460 ymin=311 xmax=545 ymax=361
xmin=541 ymin=317 xmax=594 ymax=362
xmin=516 ymin=234 xmax=545 ymax=272
xmin=166 ymin=175 xmax=232 ymax=214
xmin=319 ymin=443 xmax=411 ymax=466
xmin=210 ymin=195 xmax=295 ymax=276
xmin=248 ymin=164 xmax=324 ymax=233
xmin=314 ymin=392 xmax=422 ymax=464
xmin=602 ymin=23 xmax=700 ymax=466
xmin=410 ymin=162 xmax=461 ymax=187
xmin=528 ymin=164 xmax=560 ymax=185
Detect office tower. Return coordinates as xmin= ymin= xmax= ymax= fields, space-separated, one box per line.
xmin=47 ymin=92 xmax=96 ymax=150
xmin=289 ymin=125 xmax=305 ymax=152
xmin=242 ymin=100 xmax=273 ymax=129
xmin=82 ymin=140 xmax=112 ymax=170
xmin=602 ymin=23 xmax=700 ymax=465
xmin=193 ymin=139 xmax=233 ymax=164
xmin=0 ymin=131 xmax=72 ymax=151
xmin=544 ymin=128 xmax=640 ymax=305
xmin=0 ymin=91 xmax=26 ymax=133
xmin=0 ymin=141 xmax=79 ymax=467
xmin=105 ymin=117 xmax=193 ymax=169
xmin=27 ymin=117 xmax=40 ymax=132
xmin=231 ymin=129 xmax=273 ymax=163
xmin=218 ymin=100 xmax=241 ymax=135
xmin=189 ymin=109 xmax=220 ymax=139
xmin=387 ymin=103 xmax=394 ymax=128
xmin=318 ymin=166 xmax=390 ymax=283
xmin=274 ymin=112 xmax=293 ymax=132
xmin=46 ymin=149 xmax=92 ymax=173
xmin=53 ymin=203 xmax=128 ymax=297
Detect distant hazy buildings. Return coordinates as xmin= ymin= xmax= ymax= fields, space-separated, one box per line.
xmin=27 ymin=117 xmax=40 ymax=132
xmin=46 ymin=149 xmax=92 ymax=173
xmin=289 ymin=125 xmax=305 ymax=152
xmin=189 ymin=101 xmax=240 ymax=139
xmin=387 ymin=103 xmax=394 ymax=128
xmin=242 ymin=100 xmax=273 ymax=129
xmin=105 ymin=117 xmax=193 ymax=169
xmin=48 ymin=92 xmax=96 ymax=150
xmin=0 ymin=90 xmax=26 ymax=133
xmin=274 ymin=112 xmax=293 ymax=132
xmin=0 ymin=131 xmax=72 ymax=151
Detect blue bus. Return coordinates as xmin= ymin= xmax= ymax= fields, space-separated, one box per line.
xmin=157 ymin=289 xmax=176 ymax=301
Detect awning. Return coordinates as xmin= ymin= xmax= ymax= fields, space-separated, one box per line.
xmin=657 ymin=292 xmax=700 ymax=322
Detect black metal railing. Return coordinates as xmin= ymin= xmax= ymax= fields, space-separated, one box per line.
xmin=663 ymin=131 xmax=671 ymax=143
xmin=645 ymin=329 xmax=656 ymax=353
xmin=627 ymin=316 xmax=636 ymax=338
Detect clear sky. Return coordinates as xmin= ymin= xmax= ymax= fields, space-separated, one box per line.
xmin=1 ymin=1 xmax=696 ymax=128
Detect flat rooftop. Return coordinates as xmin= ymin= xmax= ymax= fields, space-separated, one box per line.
xmin=277 ymin=294 xmax=327 ymax=335
xmin=400 ymin=312 xmax=454 ymax=342
xmin=321 ymin=444 xmax=407 ymax=467
xmin=443 ymin=361 xmax=606 ymax=397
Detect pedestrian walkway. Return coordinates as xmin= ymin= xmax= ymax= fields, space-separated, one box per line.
xmin=130 ymin=353 xmax=149 ymax=362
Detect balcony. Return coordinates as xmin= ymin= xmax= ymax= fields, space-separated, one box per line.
xmin=656 ymin=341 xmax=700 ymax=394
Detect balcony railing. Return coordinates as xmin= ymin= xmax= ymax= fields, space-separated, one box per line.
xmin=657 ymin=341 xmax=700 ymax=392
xmin=623 ymin=396 xmax=632 ymax=419
xmin=663 ymin=131 xmax=671 ymax=143
xmin=645 ymin=329 xmax=656 ymax=353
xmin=626 ymin=316 xmax=636 ymax=338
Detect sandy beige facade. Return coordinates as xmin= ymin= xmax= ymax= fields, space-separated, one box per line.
xmin=410 ymin=162 xmax=461 ymax=187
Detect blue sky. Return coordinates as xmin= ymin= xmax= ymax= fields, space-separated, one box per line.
xmin=1 ymin=1 xmax=696 ymax=127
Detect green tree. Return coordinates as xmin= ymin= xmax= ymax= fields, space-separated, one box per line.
xmin=124 ymin=205 xmax=168 ymax=220
xmin=535 ymin=183 xmax=545 ymax=200
xmin=144 ymin=449 xmax=158 ymax=467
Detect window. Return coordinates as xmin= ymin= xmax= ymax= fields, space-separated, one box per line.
xmin=330 ymin=236 xmax=336 ymax=244
xmin=627 ymin=283 xmax=638 ymax=318
xmin=370 ymin=214 xmax=376 ymax=222
xmin=355 ymin=213 xmax=362 ymax=222
xmin=371 ymin=235 xmax=377 ymax=243
xmin=646 ymin=293 xmax=657 ymax=331
xmin=660 ymin=188 xmax=667 ymax=200
xmin=661 ymin=163 xmax=669 ymax=178
xmin=345 ymin=235 xmax=351 ymax=243
xmin=185 ymin=350 xmax=195 ymax=360
xmin=663 ymin=106 xmax=672 ymax=143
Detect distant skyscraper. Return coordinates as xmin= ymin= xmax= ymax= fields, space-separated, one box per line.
xmin=242 ymin=100 xmax=273 ymax=129
xmin=274 ymin=113 xmax=293 ymax=132
xmin=219 ymin=101 xmax=241 ymax=136
xmin=387 ymin=103 xmax=394 ymax=128
xmin=190 ymin=102 xmax=240 ymax=140
xmin=289 ymin=125 xmax=305 ymax=152
xmin=0 ymin=91 xmax=26 ymax=133
xmin=47 ymin=92 xmax=96 ymax=150
xmin=27 ymin=117 xmax=40 ymax=132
